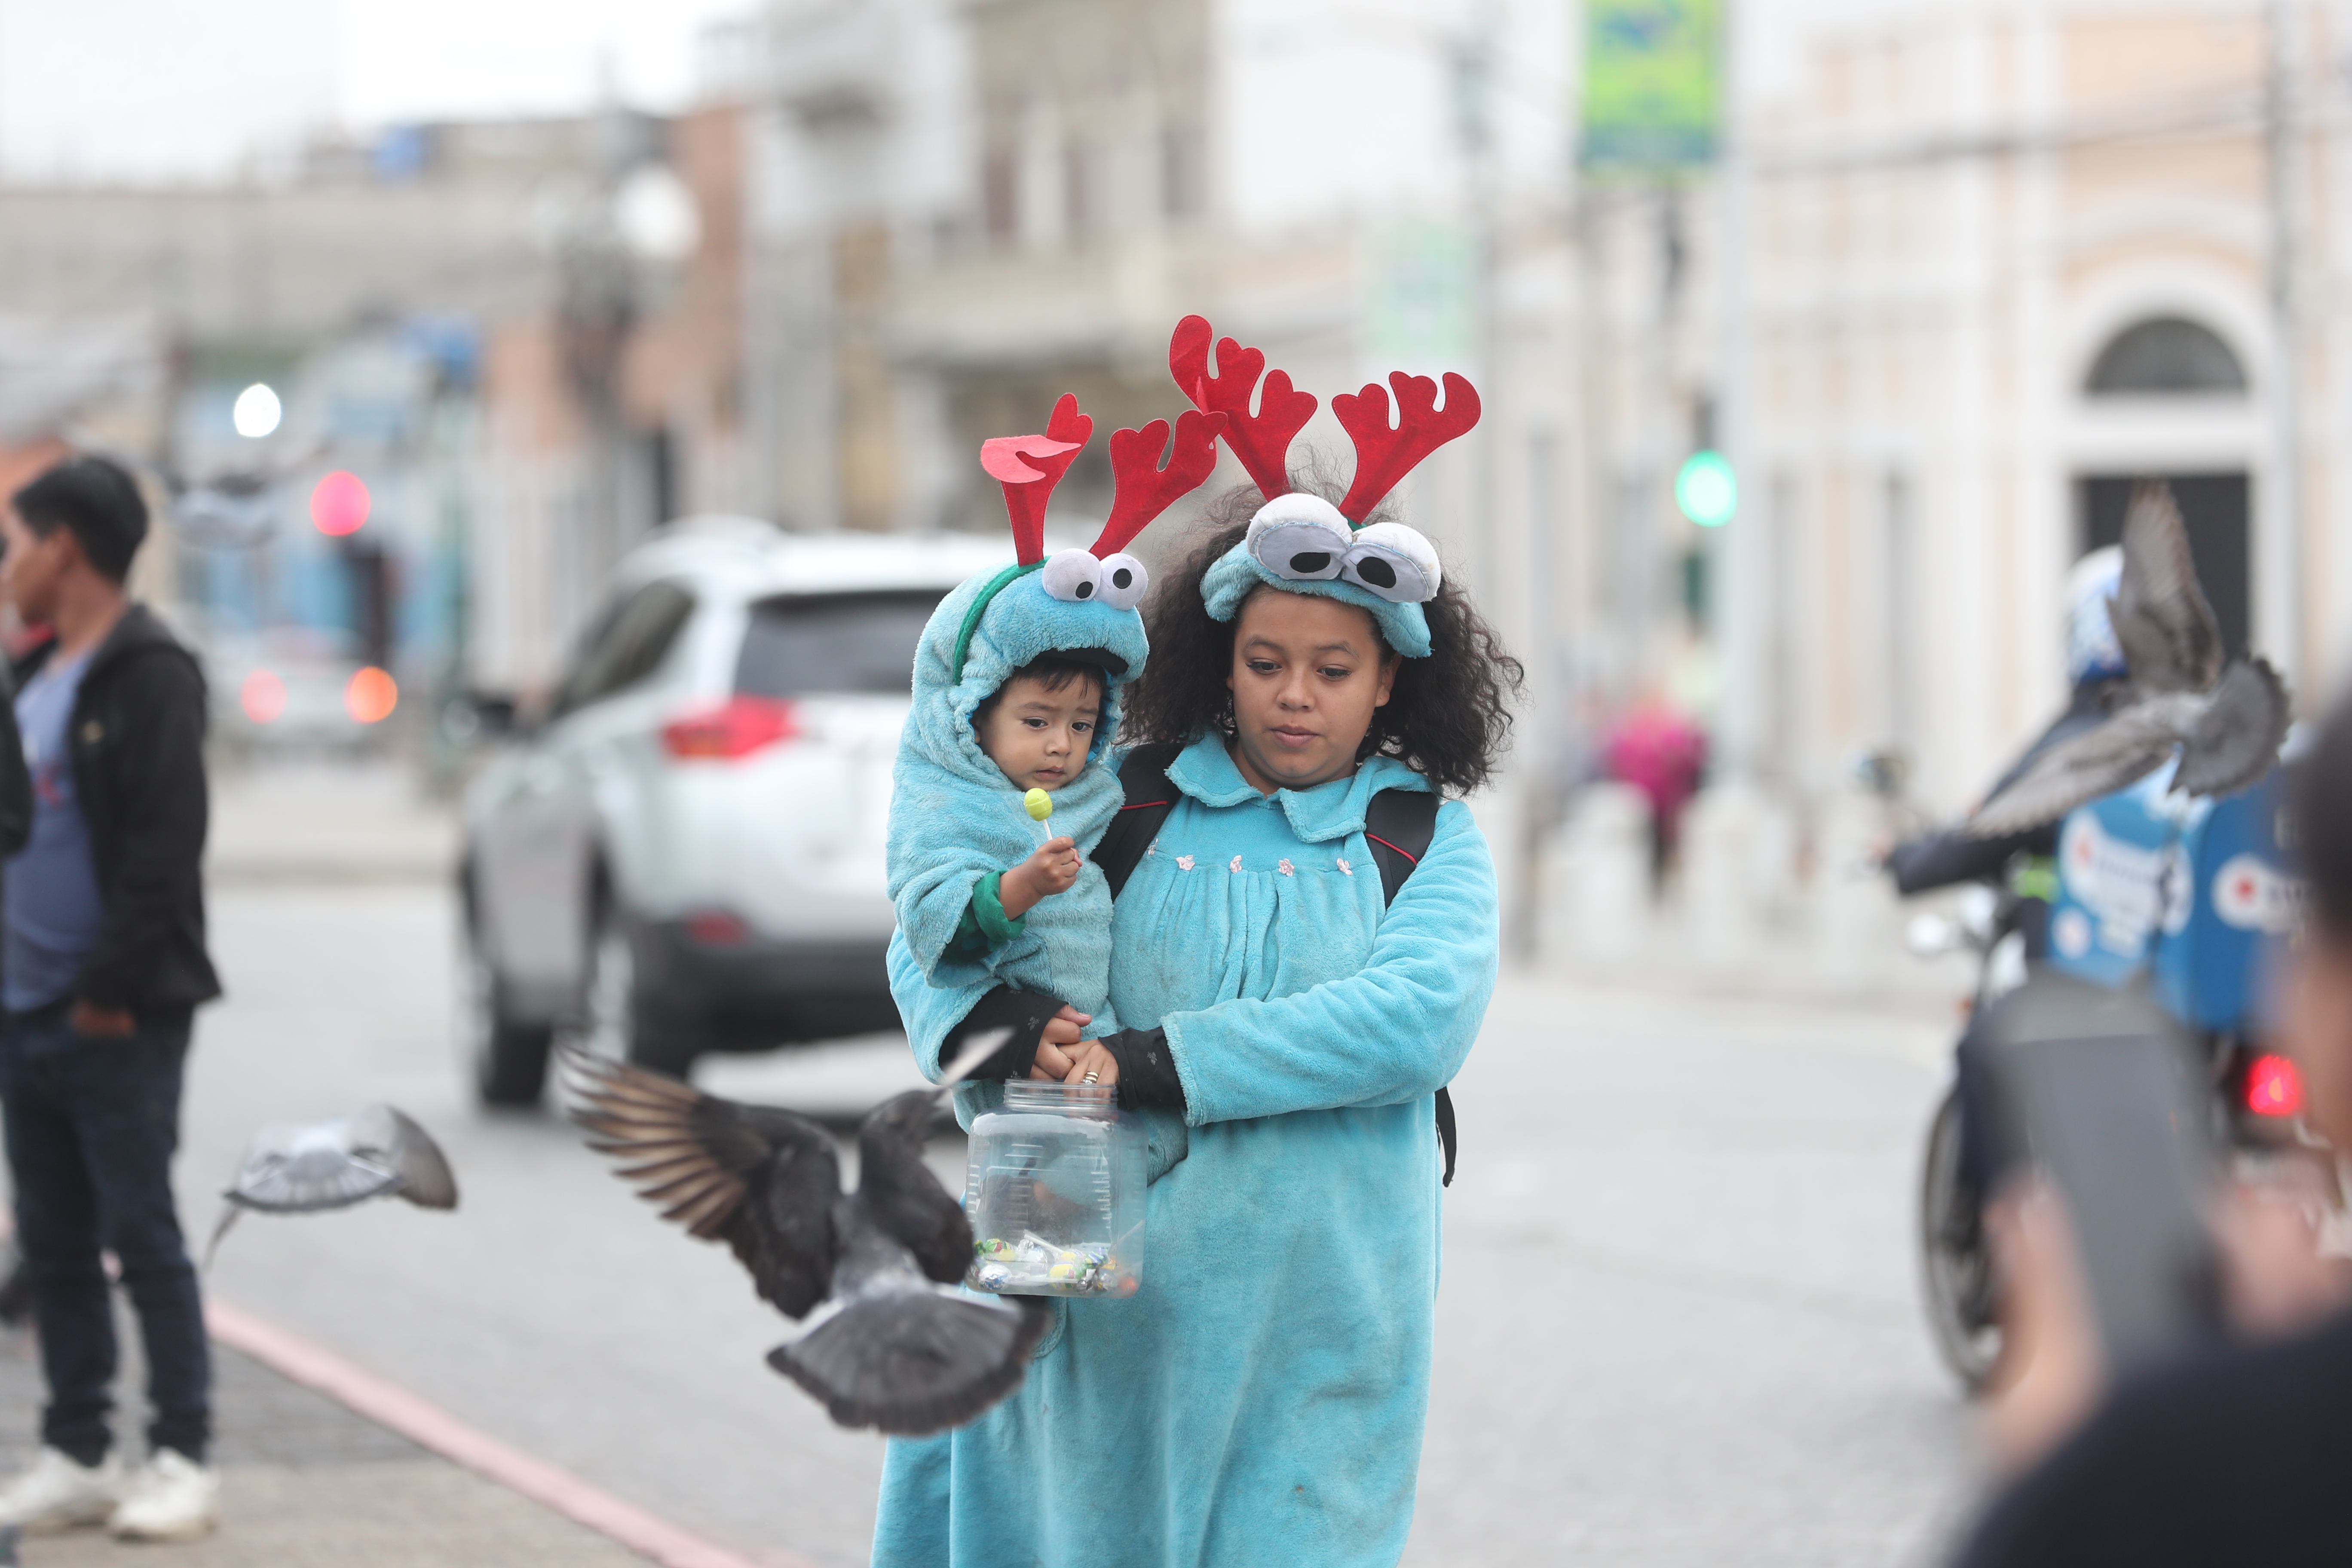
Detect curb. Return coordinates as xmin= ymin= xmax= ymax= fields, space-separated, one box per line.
xmin=203 ymin=1302 xmax=806 ymax=1568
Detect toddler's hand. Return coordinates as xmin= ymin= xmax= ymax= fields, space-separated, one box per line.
xmin=999 ymin=837 xmax=1081 ymax=919
xmin=1024 ymin=836 xmax=1081 ymax=897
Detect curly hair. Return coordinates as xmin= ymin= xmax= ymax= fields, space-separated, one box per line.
xmin=1120 ymin=479 xmax=1524 ymax=794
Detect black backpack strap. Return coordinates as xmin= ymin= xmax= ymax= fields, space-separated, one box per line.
xmin=1093 ymin=741 xmax=1186 ymax=898
xmin=1363 ymin=788 xmax=1455 ymax=1188
xmin=1362 ymin=788 xmax=1441 ymax=904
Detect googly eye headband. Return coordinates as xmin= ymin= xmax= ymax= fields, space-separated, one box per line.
xmin=1170 ymin=314 xmax=1480 ymax=659
xmin=949 ymin=392 xmax=1230 ymax=683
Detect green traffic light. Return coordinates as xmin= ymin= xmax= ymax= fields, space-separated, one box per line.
xmin=1675 ymin=449 xmax=1736 ymax=528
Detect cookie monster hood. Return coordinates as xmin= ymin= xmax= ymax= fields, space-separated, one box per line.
xmin=1166 ymin=314 xmax=1479 ymax=660
xmin=887 ymin=388 xmax=1227 ymax=992
xmin=907 ymin=565 xmax=1150 ymax=796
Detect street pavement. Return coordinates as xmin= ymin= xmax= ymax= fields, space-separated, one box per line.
xmin=0 ymin=1330 xmax=646 ymax=1566
xmin=6 ymin=876 xmax=1989 ymax=1566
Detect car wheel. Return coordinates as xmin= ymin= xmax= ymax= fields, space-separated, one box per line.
xmin=583 ymin=896 xmax=698 ymax=1080
xmin=462 ymin=907 xmax=554 ymax=1107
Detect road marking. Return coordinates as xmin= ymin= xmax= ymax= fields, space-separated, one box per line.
xmin=205 ymin=1299 xmax=808 ymax=1568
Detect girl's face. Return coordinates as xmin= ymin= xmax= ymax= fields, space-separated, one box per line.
xmin=1225 ymin=588 xmax=1398 ymax=796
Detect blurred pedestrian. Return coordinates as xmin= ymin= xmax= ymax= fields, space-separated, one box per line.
xmin=0 ymin=456 xmax=222 ymax=1541
xmin=1946 ymin=684 xmax=2352 ymax=1567
xmin=1603 ymin=690 xmax=1706 ymax=884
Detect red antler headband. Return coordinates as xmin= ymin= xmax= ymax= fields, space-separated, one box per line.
xmin=1333 ymin=371 xmax=1482 ymax=524
xmin=951 ymin=395 xmax=1229 ymax=682
xmin=1168 ymin=315 xmax=1479 ymax=605
xmin=978 ymin=393 xmax=1092 ymax=566
xmin=1168 ymin=315 xmax=1317 ymax=502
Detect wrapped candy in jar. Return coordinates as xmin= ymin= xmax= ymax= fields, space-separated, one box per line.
xmin=962 ymin=1080 xmax=1145 ymax=1298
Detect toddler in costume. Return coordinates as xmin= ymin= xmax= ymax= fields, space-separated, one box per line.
xmin=886 ymin=393 xmax=1227 ymax=1072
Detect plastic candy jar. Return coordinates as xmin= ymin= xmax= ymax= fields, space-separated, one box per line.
xmin=962 ymin=1079 xmax=1145 ymax=1298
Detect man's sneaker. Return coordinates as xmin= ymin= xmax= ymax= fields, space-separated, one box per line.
xmin=0 ymin=1446 xmax=120 ymax=1533
xmin=108 ymin=1449 xmax=217 ymax=1542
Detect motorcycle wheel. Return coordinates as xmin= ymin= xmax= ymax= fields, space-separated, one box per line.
xmin=1919 ymin=1083 xmax=2002 ymax=1392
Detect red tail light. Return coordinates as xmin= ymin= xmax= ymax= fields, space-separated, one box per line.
xmin=2246 ymin=1052 xmax=2305 ymax=1118
xmin=661 ymin=696 xmax=800 ymax=760
xmin=683 ymin=909 xmax=751 ymax=946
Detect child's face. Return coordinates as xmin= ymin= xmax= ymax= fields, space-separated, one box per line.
xmin=976 ymin=673 xmax=1102 ymax=792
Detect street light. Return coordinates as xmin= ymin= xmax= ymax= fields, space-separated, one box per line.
xmin=232 ymin=383 xmax=282 ymax=439
xmin=1675 ymin=448 xmax=1736 ymax=527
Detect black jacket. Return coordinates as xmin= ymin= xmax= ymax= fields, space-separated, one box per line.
xmin=11 ymin=604 xmax=220 ymax=1014
xmin=0 ymin=668 xmax=27 ymax=864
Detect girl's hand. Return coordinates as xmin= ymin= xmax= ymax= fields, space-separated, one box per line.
xmin=1028 ymin=1005 xmax=1092 ymax=1080
xmin=1062 ymin=1040 xmax=1120 ymax=1087
xmin=998 ymin=838 xmax=1081 ymax=919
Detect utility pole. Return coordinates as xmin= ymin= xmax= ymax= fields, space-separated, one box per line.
xmin=1450 ymin=0 xmax=1502 ymax=601
xmin=2265 ymin=0 xmax=2305 ymax=688
xmin=1715 ymin=0 xmax=1756 ymax=780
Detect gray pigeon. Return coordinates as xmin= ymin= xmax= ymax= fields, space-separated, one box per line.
xmin=1968 ymin=481 xmax=2291 ymax=837
xmin=566 ymin=1030 xmax=1048 ymax=1436
xmin=207 ymin=1105 xmax=457 ymax=1262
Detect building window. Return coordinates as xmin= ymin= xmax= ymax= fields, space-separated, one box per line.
xmin=1160 ymin=122 xmax=1200 ymax=220
xmin=1063 ymin=140 xmax=1093 ymax=241
xmin=983 ymin=147 xmax=1017 ymax=244
xmin=2085 ymin=317 xmax=2247 ymax=396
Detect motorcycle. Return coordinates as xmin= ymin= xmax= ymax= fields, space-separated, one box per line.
xmin=1898 ymin=758 xmax=2331 ymax=1392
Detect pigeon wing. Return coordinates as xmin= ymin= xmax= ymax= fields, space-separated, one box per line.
xmin=1966 ymin=704 xmax=2185 ymax=838
xmin=566 ymin=1049 xmax=842 ymax=1316
xmin=2173 ymin=658 xmax=2291 ymax=799
xmin=2112 ymin=481 xmax=2223 ymax=695
xmin=767 ymin=1288 xmax=1050 ymax=1436
xmin=348 ymin=1106 xmax=459 ymax=1211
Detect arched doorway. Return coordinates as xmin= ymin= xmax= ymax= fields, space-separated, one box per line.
xmin=2075 ymin=315 xmax=2252 ymax=655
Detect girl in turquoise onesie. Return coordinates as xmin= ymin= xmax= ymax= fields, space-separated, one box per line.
xmin=876 ymin=318 xmax=1520 ymax=1568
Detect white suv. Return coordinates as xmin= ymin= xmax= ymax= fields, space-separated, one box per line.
xmin=457 ymin=518 xmax=1006 ymax=1104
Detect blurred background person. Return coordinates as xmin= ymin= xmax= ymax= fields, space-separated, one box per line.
xmin=0 ymin=456 xmax=222 ymax=1541
xmin=1946 ymin=686 xmax=2352 ymax=1567
xmin=1603 ymin=688 xmax=1707 ymax=887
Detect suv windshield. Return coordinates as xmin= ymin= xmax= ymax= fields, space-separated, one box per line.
xmin=735 ymin=590 xmax=947 ymax=698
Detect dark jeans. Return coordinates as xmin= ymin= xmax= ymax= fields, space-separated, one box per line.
xmin=0 ymin=1003 xmax=208 ymax=1465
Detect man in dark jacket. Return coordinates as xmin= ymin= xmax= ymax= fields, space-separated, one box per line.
xmin=0 ymin=456 xmax=221 ymax=1542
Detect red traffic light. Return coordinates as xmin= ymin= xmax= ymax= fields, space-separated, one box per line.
xmin=311 ymin=471 xmax=371 ymax=536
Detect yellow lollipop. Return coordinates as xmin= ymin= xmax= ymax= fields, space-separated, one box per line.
xmin=1023 ymin=787 xmax=1053 ymax=845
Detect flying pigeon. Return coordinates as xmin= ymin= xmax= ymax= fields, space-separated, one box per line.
xmin=206 ymin=1104 xmax=457 ymax=1262
xmin=565 ymin=1030 xmax=1049 ymax=1436
xmin=1967 ymin=481 xmax=2291 ymax=837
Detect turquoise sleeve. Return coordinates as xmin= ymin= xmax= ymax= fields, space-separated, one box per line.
xmin=944 ymin=871 xmax=1026 ymax=963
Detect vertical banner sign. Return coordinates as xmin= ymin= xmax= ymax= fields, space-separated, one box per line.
xmin=1581 ymin=0 xmax=1723 ymax=172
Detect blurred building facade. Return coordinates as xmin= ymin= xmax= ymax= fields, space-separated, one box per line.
xmin=0 ymin=107 xmax=744 ymax=710
xmin=1537 ymin=0 xmax=2352 ymax=984
xmin=1720 ymin=0 xmax=2349 ymax=822
xmin=4 ymin=0 xmax=2348 ymax=965
xmin=742 ymin=0 xmax=1580 ymax=936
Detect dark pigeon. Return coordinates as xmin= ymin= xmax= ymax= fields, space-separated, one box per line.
xmin=206 ymin=1104 xmax=458 ymax=1263
xmin=1969 ymin=481 xmax=2291 ymax=836
xmin=566 ymin=1030 xmax=1048 ymax=1436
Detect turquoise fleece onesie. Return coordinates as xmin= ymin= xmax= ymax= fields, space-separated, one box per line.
xmin=875 ymin=732 xmax=1500 ymax=1568
xmin=885 ymin=560 xmax=1151 ymax=1035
